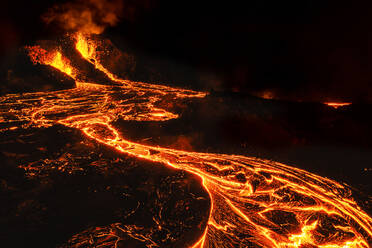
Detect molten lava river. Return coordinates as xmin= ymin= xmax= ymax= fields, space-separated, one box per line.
xmin=0 ymin=33 xmax=371 ymax=248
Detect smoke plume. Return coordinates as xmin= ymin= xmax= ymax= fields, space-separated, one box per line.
xmin=42 ymin=0 xmax=124 ymax=35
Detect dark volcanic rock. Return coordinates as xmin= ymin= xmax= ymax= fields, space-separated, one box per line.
xmin=0 ymin=125 xmax=210 ymax=247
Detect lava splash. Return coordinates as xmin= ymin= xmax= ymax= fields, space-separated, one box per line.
xmin=0 ymin=33 xmax=371 ymax=248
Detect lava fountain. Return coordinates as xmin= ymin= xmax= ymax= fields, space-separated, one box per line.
xmin=0 ymin=33 xmax=370 ymax=247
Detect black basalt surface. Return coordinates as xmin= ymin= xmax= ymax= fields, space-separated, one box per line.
xmin=0 ymin=125 xmax=210 ymax=247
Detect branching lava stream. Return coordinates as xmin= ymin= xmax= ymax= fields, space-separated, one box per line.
xmin=0 ymin=33 xmax=371 ymax=247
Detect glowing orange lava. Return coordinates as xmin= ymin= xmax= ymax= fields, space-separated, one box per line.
xmin=27 ymin=46 xmax=77 ymax=79
xmin=1 ymin=34 xmax=371 ymax=247
xmin=325 ymin=102 xmax=352 ymax=109
xmin=74 ymin=32 xmax=206 ymax=99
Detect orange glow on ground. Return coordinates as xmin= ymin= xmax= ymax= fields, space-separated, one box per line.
xmin=2 ymin=34 xmax=371 ymax=247
xmin=325 ymin=102 xmax=352 ymax=109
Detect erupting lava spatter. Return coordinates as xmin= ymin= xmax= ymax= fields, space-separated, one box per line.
xmin=1 ymin=33 xmax=371 ymax=248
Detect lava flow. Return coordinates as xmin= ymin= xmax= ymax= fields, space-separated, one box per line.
xmin=0 ymin=33 xmax=371 ymax=248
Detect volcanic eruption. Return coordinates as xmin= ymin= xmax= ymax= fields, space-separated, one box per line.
xmin=0 ymin=31 xmax=369 ymax=247
xmin=0 ymin=0 xmax=371 ymax=247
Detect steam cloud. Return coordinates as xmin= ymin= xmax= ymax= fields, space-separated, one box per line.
xmin=42 ymin=0 xmax=124 ymax=34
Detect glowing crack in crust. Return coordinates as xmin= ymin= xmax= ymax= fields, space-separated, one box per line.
xmin=0 ymin=34 xmax=371 ymax=247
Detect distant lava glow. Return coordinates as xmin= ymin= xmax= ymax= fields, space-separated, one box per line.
xmin=325 ymin=102 xmax=352 ymax=109
xmin=1 ymin=34 xmax=371 ymax=247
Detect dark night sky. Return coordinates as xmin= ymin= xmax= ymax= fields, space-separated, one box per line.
xmin=1 ymin=0 xmax=371 ymax=102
